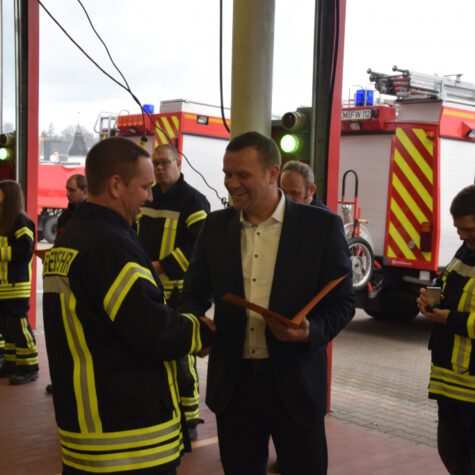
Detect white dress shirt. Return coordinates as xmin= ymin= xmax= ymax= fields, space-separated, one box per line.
xmin=241 ymin=193 xmax=285 ymax=359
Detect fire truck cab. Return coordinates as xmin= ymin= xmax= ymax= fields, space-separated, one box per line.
xmin=339 ymin=66 xmax=475 ymax=321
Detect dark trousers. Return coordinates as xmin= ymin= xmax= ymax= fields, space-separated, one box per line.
xmin=437 ymin=398 xmax=475 ymax=475
xmin=216 ymin=359 xmax=327 ymax=475
xmin=0 ymin=301 xmax=38 ymax=373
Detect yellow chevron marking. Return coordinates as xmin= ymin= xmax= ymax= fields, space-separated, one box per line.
xmin=387 ymin=245 xmax=396 ymax=258
xmin=444 ymin=109 xmax=475 ymax=120
xmin=392 ymin=174 xmax=428 ymax=224
xmin=155 ymin=122 xmax=167 ymax=144
xmin=390 ymin=198 xmax=420 ymax=248
xmin=389 ymin=222 xmax=416 ymax=260
xmin=396 ymin=128 xmax=433 ymax=183
xmin=424 ymin=252 xmax=432 ymax=263
xmin=171 ymin=116 xmax=179 ymax=129
xmin=412 ymin=128 xmax=434 ymax=158
xmin=161 ymin=117 xmax=176 ymax=139
xmin=394 ymin=149 xmax=433 ymax=211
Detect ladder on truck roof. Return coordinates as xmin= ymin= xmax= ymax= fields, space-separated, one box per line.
xmin=367 ymin=65 xmax=475 ymax=105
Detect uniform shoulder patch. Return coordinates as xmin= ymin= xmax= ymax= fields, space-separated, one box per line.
xmin=43 ymin=247 xmax=79 ymax=276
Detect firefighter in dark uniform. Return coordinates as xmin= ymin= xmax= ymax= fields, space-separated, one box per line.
xmin=0 ymin=180 xmax=39 ymax=385
xmin=56 ymin=173 xmax=87 ymax=237
xmin=417 ymin=184 xmax=475 ymax=475
xmin=43 ymin=138 xmax=215 ymax=475
xmin=137 ymin=143 xmax=210 ymax=440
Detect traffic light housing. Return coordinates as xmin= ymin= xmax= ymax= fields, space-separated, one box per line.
xmin=272 ymin=107 xmax=312 ymax=162
xmin=0 ymin=132 xmax=15 ymax=161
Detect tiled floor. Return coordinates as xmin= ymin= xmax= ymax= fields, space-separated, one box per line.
xmin=0 ymin=332 xmax=447 ymax=475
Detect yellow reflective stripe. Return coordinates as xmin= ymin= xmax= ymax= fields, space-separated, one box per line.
xmin=431 ymin=365 xmax=475 ymax=387
xmin=412 ymin=128 xmax=434 ymax=157
xmin=163 ymin=360 xmax=181 ymax=418
xmin=429 ymin=380 xmax=475 ymax=403
xmin=59 ymin=416 xmax=181 ymax=451
xmin=451 ymin=334 xmax=472 ymax=373
xmin=14 ymin=226 xmax=34 ymax=241
xmin=61 ymin=292 xmax=102 ymax=434
xmin=159 ymin=218 xmax=178 ymax=260
xmin=186 ymin=210 xmax=207 ymax=228
xmin=16 ymin=356 xmax=39 ymax=365
xmin=161 ymin=116 xmax=176 ymax=139
xmin=188 ymin=354 xmax=199 ymax=399
xmin=392 ymin=174 xmax=428 ymax=223
xmin=103 ymin=263 xmax=156 ymax=322
xmin=62 ymin=438 xmax=182 ymax=473
xmin=468 ymin=313 xmax=475 ymax=339
xmin=20 ymin=318 xmax=35 ymax=349
xmin=388 ymin=222 xmax=416 ymax=260
xmin=396 ymin=128 xmax=433 ymax=183
xmin=171 ymin=248 xmax=188 ymax=272
xmin=448 ymin=258 xmax=475 ymax=279
xmin=0 ymin=246 xmax=11 ymax=261
xmin=0 ymin=288 xmax=31 ymax=298
xmin=16 ymin=346 xmax=37 ymax=355
xmin=390 ymin=198 xmax=421 ymax=249
xmin=180 ymin=313 xmax=201 ymax=354
xmin=394 ymin=148 xmax=432 ymax=211
xmin=459 ymin=278 xmax=475 ymax=313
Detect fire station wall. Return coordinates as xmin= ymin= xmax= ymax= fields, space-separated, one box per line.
xmin=339 ymin=134 xmax=393 ymax=256
xmin=180 ymin=133 xmax=229 ymax=212
xmin=438 ymin=138 xmax=475 ymax=266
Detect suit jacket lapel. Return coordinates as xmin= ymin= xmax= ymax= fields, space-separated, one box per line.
xmin=227 ymin=210 xmax=245 ymax=299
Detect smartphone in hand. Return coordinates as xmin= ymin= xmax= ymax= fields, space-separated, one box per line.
xmin=425 ymin=286 xmax=441 ymax=311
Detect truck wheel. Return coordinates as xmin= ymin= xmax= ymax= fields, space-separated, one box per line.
xmin=365 ymin=289 xmax=420 ymax=321
xmin=348 ymin=237 xmax=374 ymax=292
xmin=43 ymin=216 xmax=58 ymax=244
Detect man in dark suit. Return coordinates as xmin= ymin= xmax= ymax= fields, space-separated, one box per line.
xmin=180 ymin=131 xmax=355 ymax=475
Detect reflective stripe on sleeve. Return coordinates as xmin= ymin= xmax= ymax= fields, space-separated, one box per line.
xmin=468 ymin=313 xmax=475 ymax=339
xmin=180 ymin=313 xmax=202 ymax=354
xmin=15 ymin=226 xmax=34 ymax=241
xmin=186 ymin=210 xmax=207 ymax=228
xmin=103 ymin=263 xmax=157 ymax=321
xmin=171 ymin=247 xmax=189 ymax=272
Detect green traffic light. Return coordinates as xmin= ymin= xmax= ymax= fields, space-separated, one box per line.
xmin=0 ymin=147 xmax=10 ymax=161
xmin=280 ymin=134 xmax=302 ymax=154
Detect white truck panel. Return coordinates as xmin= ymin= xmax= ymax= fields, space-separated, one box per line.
xmin=339 ymin=134 xmax=393 ymax=256
xmin=181 ymin=133 xmax=228 ymax=212
xmin=159 ymin=99 xmax=230 ymax=118
xmin=438 ymin=138 xmax=475 ymax=266
xmin=397 ymin=102 xmax=441 ymax=123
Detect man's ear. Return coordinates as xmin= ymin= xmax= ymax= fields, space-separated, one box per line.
xmin=269 ymin=165 xmax=281 ymax=185
xmin=108 ymin=175 xmax=122 ymax=199
xmin=309 ymin=183 xmax=317 ymax=197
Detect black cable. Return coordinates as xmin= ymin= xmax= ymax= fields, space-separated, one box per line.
xmin=38 ymin=0 xmax=228 ymax=206
xmin=76 ymin=0 xmax=130 ymax=91
xmin=219 ymin=0 xmax=231 ymax=134
xmin=75 ymin=0 xmax=147 ymax=142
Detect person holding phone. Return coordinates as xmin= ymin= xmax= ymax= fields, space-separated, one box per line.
xmin=417 ymin=184 xmax=475 ymax=475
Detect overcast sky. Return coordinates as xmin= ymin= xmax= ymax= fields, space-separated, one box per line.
xmin=38 ymin=0 xmax=475 ymax=133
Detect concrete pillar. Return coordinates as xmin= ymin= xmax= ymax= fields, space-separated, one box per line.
xmin=230 ymin=0 xmax=275 ymax=138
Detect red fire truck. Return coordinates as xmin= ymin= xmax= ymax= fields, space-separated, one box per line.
xmin=339 ymin=66 xmax=475 ymax=321
xmin=36 ymin=99 xmax=230 ymax=243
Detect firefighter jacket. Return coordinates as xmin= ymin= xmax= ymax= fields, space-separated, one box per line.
xmin=0 ymin=213 xmax=35 ymax=302
xmin=429 ymin=243 xmax=475 ymax=405
xmin=43 ymin=202 xmax=213 ymax=475
xmin=137 ymin=174 xmax=210 ymax=304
